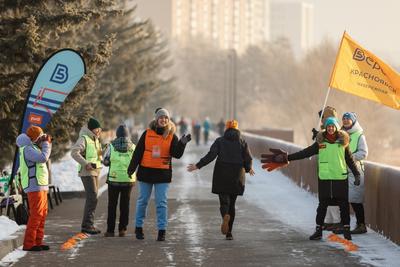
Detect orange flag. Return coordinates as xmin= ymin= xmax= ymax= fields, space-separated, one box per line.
xmin=329 ymin=32 xmax=400 ymax=109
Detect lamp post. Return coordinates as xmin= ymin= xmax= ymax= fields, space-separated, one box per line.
xmin=227 ymin=49 xmax=237 ymax=120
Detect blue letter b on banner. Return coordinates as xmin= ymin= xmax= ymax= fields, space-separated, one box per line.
xmin=50 ymin=63 xmax=69 ymax=84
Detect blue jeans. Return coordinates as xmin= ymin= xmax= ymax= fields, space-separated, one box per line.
xmin=135 ymin=182 xmax=170 ymax=230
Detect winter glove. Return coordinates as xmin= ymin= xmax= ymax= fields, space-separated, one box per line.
xmin=127 ymin=168 xmax=135 ymax=177
xmin=260 ymin=148 xmax=289 ymax=164
xmin=180 ymin=134 xmax=192 ymax=145
xmin=311 ymin=128 xmax=319 ymax=140
xmin=354 ymin=175 xmax=361 ymax=186
xmin=261 ymin=162 xmax=288 ymax=172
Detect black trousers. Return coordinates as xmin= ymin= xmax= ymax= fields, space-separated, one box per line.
xmin=350 ymin=202 xmax=365 ymax=225
xmin=107 ymin=185 xmax=133 ymax=233
xmin=218 ymin=194 xmax=238 ymax=233
xmin=316 ymin=198 xmax=350 ymax=226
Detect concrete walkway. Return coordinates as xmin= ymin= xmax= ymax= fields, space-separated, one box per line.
xmin=12 ymin=143 xmax=370 ymax=267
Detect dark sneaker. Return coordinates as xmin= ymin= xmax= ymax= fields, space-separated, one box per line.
xmin=23 ymin=246 xmax=42 ymax=251
xmin=40 ymin=245 xmax=50 ymax=251
xmin=119 ymin=230 xmax=127 ymax=237
xmin=343 ymin=225 xmax=352 ymax=240
xmin=157 ymin=230 xmax=166 ymax=241
xmin=309 ymin=226 xmax=323 ymax=240
xmin=221 ymin=214 xmax=230 ymax=235
xmin=135 ymin=227 xmax=144 ymax=240
xmin=104 ymin=232 xmax=115 ymax=237
xmin=351 ymin=223 xmax=367 ymax=234
xmin=226 ymin=232 xmax=233 ymax=240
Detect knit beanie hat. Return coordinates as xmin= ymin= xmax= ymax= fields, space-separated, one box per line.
xmin=342 ymin=112 xmax=357 ymax=123
xmin=116 ymin=124 xmax=129 ymax=138
xmin=155 ymin=108 xmax=170 ymax=120
xmin=26 ymin=125 xmax=44 ymax=142
xmin=88 ymin=117 xmax=101 ymax=130
xmin=225 ymin=120 xmax=239 ymax=130
xmin=324 ymin=117 xmax=340 ymax=131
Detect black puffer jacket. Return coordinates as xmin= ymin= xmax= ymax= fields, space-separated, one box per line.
xmin=196 ymin=129 xmax=252 ymax=195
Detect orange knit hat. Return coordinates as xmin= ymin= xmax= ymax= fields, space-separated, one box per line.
xmin=26 ymin=126 xmax=44 ymax=141
xmin=225 ymin=120 xmax=239 ymax=130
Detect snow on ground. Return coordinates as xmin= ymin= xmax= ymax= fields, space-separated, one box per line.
xmin=245 ymin=160 xmax=400 ymax=267
xmin=0 ymin=247 xmax=26 ymax=267
xmin=51 ymin=153 xmax=108 ymax=192
xmin=0 ymin=216 xmax=24 ymax=240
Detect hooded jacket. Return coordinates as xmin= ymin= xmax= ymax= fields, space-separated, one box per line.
xmin=342 ymin=121 xmax=368 ymax=203
xmin=71 ymin=126 xmax=102 ymax=177
xmin=103 ymin=137 xmax=135 ymax=186
xmin=288 ymin=130 xmax=360 ymax=200
xmin=195 ymin=128 xmax=253 ymax=195
xmin=16 ymin=133 xmax=51 ymax=193
xmin=127 ymin=120 xmax=187 ymax=183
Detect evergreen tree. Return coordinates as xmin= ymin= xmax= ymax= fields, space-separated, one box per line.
xmin=0 ymin=0 xmax=119 ymax=167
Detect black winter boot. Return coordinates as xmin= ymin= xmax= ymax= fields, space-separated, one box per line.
xmin=309 ymin=225 xmax=323 ymax=240
xmin=350 ymin=223 xmax=367 ymax=234
xmin=157 ymin=230 xmax=166 ymax=241
xmin=135 ymin=227 xmax=144 ymax=240
xmin=343 ymin=225 xmax=352 ymax=240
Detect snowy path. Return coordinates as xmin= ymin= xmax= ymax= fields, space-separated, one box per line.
xmin=1 ymin=141 xmax=398 ymax=266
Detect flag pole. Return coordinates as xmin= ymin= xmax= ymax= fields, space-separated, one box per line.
xmin=316 ymin=87 xmax=332 ymax=130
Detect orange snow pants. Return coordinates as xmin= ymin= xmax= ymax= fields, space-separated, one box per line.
xmin=23 ymin=191 xmax=48 ymax=249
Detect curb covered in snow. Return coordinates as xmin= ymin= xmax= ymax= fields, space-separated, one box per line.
xmin=0 ymin=230 xmax=24 ymax=260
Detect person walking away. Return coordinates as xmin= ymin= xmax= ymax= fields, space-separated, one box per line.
xmin=187 ymin=120 xmax=254 ymax=240
xmin=178 ymin=117 xmax=188 ymax=136
xmin=217 ymin=118 xmax=225 ymax=136
xmin=261 ymin=117 xmax=360 ymax=240
xmin=103 ymin=125 xmax=136 ymax=237
xmin=71 ymin=117 xmax=103 ymax=235
xmin=203 ymin=117 xmax=211 ymax=145
xmin=341 ymin=112 xmax=368 ymax=234
xmin=17 ymin=126 xmax=52 ymax=251
xmin=192 ymin=120 xmax=201 ymax=146
xmin=127 ymin=108 xmax=191 ymax=241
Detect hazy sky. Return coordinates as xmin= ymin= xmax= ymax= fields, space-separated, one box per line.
xmin=302 ymin=0 xmax=399 ymax=66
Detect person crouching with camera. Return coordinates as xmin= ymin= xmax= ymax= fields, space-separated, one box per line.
xmin=16 ymin=125 xmax=52 ymax=251
xmin=71 ymin=118 xmax=103 ymax=235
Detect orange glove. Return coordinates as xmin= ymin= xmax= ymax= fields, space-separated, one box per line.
xmin=261 ymin=162 xmax=288 ymax=172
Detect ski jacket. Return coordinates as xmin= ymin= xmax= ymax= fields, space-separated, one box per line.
xmin=16 ymin=134 xmax=51 ymax=193
xmin=127 ymin=120 xmax=187 ymax=184
xmin=288 ymin=130 xmax=360 ymax=200
xmin=196 ymin=128 xmax=253 ymax=195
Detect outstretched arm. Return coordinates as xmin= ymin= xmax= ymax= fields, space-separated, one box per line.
xmin=288 ymin=142 xmax=319 ymax=161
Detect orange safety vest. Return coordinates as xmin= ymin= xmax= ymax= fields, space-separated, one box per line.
xmin=140 ymin=129 xmax=173 ymax=169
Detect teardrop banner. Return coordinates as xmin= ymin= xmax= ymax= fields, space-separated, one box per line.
xmin=10 ymin=49 xmax=86 ymax=184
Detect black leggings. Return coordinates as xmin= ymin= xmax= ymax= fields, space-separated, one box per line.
xmin=316 ymin=198 xmax=350 ymax=226
xmin=350 ymin=202 xmax=365 ymax=225
xmin=218 ymin=194 xmax=237 ymax=233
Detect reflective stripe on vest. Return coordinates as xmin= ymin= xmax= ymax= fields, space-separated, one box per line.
xmin=140 ymin=129 xmax=173 ymax=169
xmin=19 ymin=145 xmax=49 ymax=190
xmin=108 ymin=144 xmax=136 ymax=183
xmin=349 ymin=130 xmax=363 ymax=153
xmin=318 ymin=141 xmax=347 ymax=180
xmin=78 ymin=135 xmax=102 ymax=171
